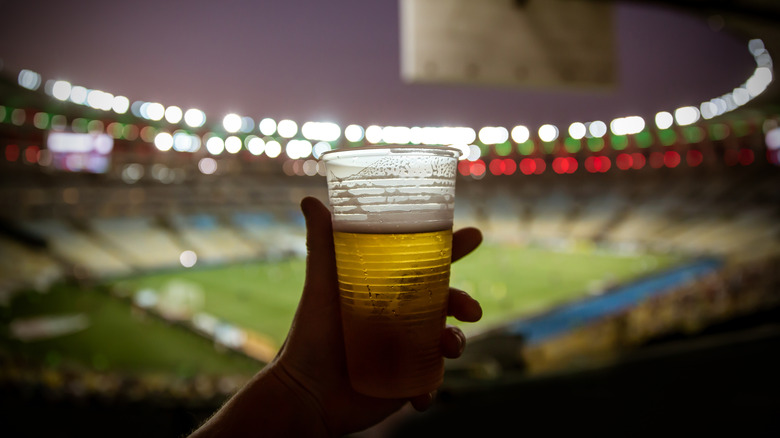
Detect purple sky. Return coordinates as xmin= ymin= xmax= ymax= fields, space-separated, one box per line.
xmin=0 ymin=0 xmax=755 ymax=129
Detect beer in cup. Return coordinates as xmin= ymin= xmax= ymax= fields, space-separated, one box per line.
xmin=320 ymin=145 xmax=460 ymax=398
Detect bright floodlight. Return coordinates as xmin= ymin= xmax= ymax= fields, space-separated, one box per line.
xmin=674 ymin=106 xmax=700 ymax=126
xmin=247 ymin=136 xmax=265 ymax=155
xmin=184 ymin=108 xmax=206 ymax=128
xmin=146 ymin=102 xmax=165 ymax=121
xmin=154 ymin=132 xmax=174 ymax=151
xmin=277 ymin=119 xmax=298 ymax=138
xmin=312 ymin=141 xmax=332 ymax=159
xmin=302 ymin=121 xmax=341 ymax=142
xmin=165 ymin=106 xmax=183 ymax=124
xmin=538 ymin=124 xmax=559 ymax=142
xmin=588 ymin=121 xmax=607 ymax=138
xmin=224 ymin=135 xmax=242 ymax=153
xmin=382 ymin=126 xmax=412 ymax=144
xmin=344 ymin=124 xmax=365 ymax=142
xmin=205 ymin=136 xmax=225 ymax=155
xmin=365 ymin=125 xmax=382 ymax=143
xmin=223 ymin=113 xmax=242 ymax=133
xmin=52 ymin=80 xmax=72 ymax=101
xmin=18 ymin=69 xmax=42 ymax=91
xmin=265 ymin=140 xmax=282 ymax=158
xmin=259 ymin=118 xmax=277 ymax=136
xmin=286 ymin=139 xmax=312 ymax=159
xmin=511 ymin=125 xmax=530 ymax=143
xmin=610 ymin=116 xmax=646 ymax=136
xmin=112 ymin=95 xmax=130 ymax=114
xmin=69 ymin=85 xmax=88 ymax=104
xmin=478 ymin=126 xmax=509 ymax=145
xmin=568 ymin=122 xmax=586 ymax=140
xmin=655 ymin=111 xmax=674 ymax=130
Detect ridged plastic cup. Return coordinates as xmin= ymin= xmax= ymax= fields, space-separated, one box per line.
xmin=321 ymin=145 xmax=460 ymax=398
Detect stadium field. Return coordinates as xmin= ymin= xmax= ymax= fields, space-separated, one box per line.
xmin=1 ymin=244 xmax=679 ymax=376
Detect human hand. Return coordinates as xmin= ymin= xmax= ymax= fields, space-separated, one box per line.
xmin=268 ymin=197 xmax=483 ymax=435
xmin=190 ymin=197 xmax=482 ymax=437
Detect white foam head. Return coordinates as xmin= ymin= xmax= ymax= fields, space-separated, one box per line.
xmin=321 ymin=146 xmax=460 ymax=233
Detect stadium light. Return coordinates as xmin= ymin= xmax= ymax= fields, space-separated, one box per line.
xmin=655 ymin=111 xmax=674 ymax=130
xmin=478 ymin=126 xmax=509 ymax=145
xmin=344 ymin=124 xmax=365 ymax=142
xmin=259 ymin=117 xmax=277 ymax=136
xmin=18 ymin=69 xmax=42 ymax=91
xmin=302 ymin=121 xmax=341 ymax=142
xmin=277 ymin=119 xmax=298 ymax=138
xmin=511 ymin=125 xmax=530 ymax=143
xmin=246 ymin=136 xmax=265 ymax=155
xmin=164 ymin=105 xmax=183 ymax=124
xmin=225 ymin=135 xmax=242 ymax=153
xmin=223 ymin=113 xmax=242 ymax=133
xmin=265 ymin=140 xmax=282 ymax=158
xmin=184 ymin=108 xmax=207 ymax=128
xmin=51 ymin=80 xmax=72 ymax=101
xmin=205 ymin=136 xmax=225 ymax=155
xmin=365 ymin=125 xmax=382 ymax=143
xmin=568 ymin=122 xmax=586 ymax=140
xmin=674 ymin=106 xmax=700 ymax=126
xmin=112 ymin=95 xmax=130 ymax=114
xmin=538 ymin=124 xmax=559 ymax=142
xmin=154 ymin=132 xmax=174 ymax=151
xmin=145 ymin=102 xmax=165 ymax=121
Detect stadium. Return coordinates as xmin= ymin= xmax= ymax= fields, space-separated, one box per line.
xmin=1 ymin=1 xmax=779 ymax=436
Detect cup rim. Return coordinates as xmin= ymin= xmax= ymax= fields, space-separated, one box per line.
xmin=319 ymin=145 xmax=461 ymax=162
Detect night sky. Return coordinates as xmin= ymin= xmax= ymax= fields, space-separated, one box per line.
xmin=0 ymin=0 xmax=756 ymax=129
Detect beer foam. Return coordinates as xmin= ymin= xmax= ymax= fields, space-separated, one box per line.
xmin=322 ymin=146 xmax=458 ymax=233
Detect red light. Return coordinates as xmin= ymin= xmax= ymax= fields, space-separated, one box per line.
xmin=600 ymin=156 xmax=611 ymax=172
xmin=458 ymin=160 xmax=471 ymax=176
xmin=738 ymin=149 xmax=754 ymax=166
xmin=24 ymin=145 xmax=40 ymax=164
xmin=5 ymin=144 xmax=19 ymax=162
xmin=664 ymin=151 xmax=681 ymax=168
xmin=519 ymin=158 xmax=536 ymax=175
xmin=631 ymin=153 xmax=646 ymax=169
xmin=503 ymin=158 xmax=517 ymax=175
xmin=649 ymin=152 xmax=664 ymax=169
xmin=585 ymin=156 xmax=610 ymax=173
xmin=566 ymin=157 xmax=578 ymax=174
xmin=616 ymin=153 xmax=633 ymax=170
xmin=533 ymin=158 xmax=546 ymax=174
xmin=552 ymin=157 xmax=567 ymax=174
xmin=686 ymin=150 xmax=703 ymax=167
xmin=470 ymin=160 xmax=486 ymax=176
xmin=489 ymin=159 xmax=504 ymax=176
xmin=584 ymin=156 xmax=596 ymax=173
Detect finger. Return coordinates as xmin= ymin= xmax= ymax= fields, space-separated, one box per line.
xmin=441 ymin=325 xmax=466 ymax=359
xmin=452 ymin=227 xmax=482 ymax=263
xmin=299 ymin=196 xmax=339 ymax=306
xmin=447 ymin=288 xmax=482 ymax=322
xmin=410 ymin=391 xmax=436 ymax=412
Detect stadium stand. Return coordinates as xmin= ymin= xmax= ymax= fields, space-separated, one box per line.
xmin=90 ymin=216 xmax=184 ymax=270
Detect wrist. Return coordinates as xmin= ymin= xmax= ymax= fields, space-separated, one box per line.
xmin=190 ymin=364 xmax=331 ymax=438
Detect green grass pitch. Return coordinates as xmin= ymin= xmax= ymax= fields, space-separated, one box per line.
xmin=1 ymin=244 xmax=678 ymax=376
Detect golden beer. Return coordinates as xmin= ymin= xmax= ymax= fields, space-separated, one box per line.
xmin=334 ymin=229 xmax=452 ymax=398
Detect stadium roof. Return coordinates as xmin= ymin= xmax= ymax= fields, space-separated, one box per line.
xmin=0 ymin=1 xmax=777 ymax=130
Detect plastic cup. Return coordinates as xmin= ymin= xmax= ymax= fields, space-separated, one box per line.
xmin=320 ymin=145 xmax=460 ymax=398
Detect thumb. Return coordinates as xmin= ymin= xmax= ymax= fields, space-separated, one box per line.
xmin=300 ymin=196 xmax=339 ymax=306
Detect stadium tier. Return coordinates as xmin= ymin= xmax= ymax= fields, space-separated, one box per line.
xmin=1 ymin=41 xmax=779 ymax=438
